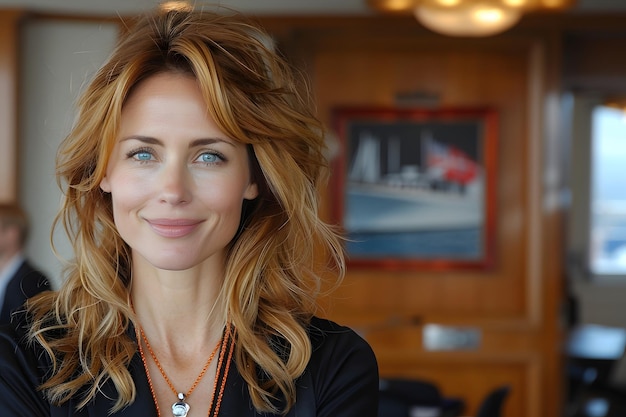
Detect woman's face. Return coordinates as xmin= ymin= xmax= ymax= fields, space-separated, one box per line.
xmin=100 ymin=72 xmax=258 ymax=272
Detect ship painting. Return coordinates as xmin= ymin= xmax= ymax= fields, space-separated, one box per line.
xmin=342 ymin=119 xmax=488 ymax=260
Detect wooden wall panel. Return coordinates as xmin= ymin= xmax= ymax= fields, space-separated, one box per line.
xmin=263 ymin=16 xmax=565 ymax=417
xmin=313 ymin=38 xmax=533 ymax=319
xmin=0 ymin=10 xmax=22 ymax=202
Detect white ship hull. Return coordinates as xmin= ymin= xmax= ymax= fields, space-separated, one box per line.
xmin=344 ymin=182 xmax=483 ymax=233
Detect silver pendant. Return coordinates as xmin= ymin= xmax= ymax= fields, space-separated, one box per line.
xmin=172 ymin=393 xmax=190 ymax=417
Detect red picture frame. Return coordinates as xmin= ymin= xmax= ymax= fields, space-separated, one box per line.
xmin=330 ymin=107 xmax=498 ymax=271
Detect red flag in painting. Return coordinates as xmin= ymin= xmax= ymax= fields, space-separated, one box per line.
xmin=426 ymin=139 xmax=479 ymax=186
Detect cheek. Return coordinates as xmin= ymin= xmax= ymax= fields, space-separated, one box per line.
xmin=199 ymin=178 xmax=250 ymax=213
xmin=203 ymin=188 xmax=243 ymax=213
xmin=108 ymin=175 xmax=150 ymax=216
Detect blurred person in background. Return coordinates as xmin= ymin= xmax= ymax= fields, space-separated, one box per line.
xmin=0 ymin=203 xmax=50 ymax=323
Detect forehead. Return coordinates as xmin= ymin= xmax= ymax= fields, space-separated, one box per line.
xmin=117 ymin=72 xmax=224 ymax=141
xmin=123 ymin=72 xmax=203 ymax=111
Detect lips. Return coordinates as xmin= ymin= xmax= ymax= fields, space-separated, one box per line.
xmin=146 ymin=218 xmax=203 ymax=238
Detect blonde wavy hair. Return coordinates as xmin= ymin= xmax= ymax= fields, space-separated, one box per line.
xmin=27 ymin=3 xmax=345 ymax=415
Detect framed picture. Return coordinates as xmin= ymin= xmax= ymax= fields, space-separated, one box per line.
xmin=330 ymin=107 xmax=498 ymax=271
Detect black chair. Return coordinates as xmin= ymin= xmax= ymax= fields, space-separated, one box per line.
xmin=378 ymin=393 xmax=410 ymax=417
xmin=378 ymin=378 xmax=465 ymax=417
xmin=475 ymin=385 xmax=511 ymax=417
xmin=565 ymin=325 xmax=626 ymax=417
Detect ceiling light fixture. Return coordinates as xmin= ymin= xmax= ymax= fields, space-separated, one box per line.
xmin=367 ymin=0 xmax=576 ymax=37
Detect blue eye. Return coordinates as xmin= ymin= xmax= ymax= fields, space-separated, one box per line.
xmin=198 ymin=152 xmax=222 ymax=164
xmin=135 ymin=151 xmax=152 ymax=161
xmin=126 ymin=147 xmax=155 ymax=162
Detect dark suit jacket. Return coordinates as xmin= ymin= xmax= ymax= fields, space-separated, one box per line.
xmin=0 ymin=259 xmax=51 ymax=323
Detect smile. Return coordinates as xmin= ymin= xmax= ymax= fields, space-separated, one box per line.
xmin=146 ymin=218 xmax=204 ymax=238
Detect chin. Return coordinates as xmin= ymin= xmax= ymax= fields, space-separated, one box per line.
xmin=144 ymin=253 xmax=202 ymax=271
xmin=134 ymin=246 xmax=221 ymax=272
xmin=152 ymin=261 xmax=198 ymax=271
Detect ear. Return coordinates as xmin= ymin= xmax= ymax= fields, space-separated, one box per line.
xmin=244 ymin=182 xmax=258 ymax=200
xmin=100 ymin=175 xmax=111 ymax=193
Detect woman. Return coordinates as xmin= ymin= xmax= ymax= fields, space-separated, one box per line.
xmin=0 ymin=3 xmax=378 ymax=417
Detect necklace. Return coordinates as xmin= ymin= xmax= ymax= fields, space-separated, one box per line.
xmin=136 ymin=325 xmax=223 ymax=417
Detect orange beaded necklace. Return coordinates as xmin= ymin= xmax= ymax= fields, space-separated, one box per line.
xmin=136 ymin=324 xmax=234 ymax=417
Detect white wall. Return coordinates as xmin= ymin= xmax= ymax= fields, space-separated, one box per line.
xmin=19 ymin=18 xmax=118 ymax=287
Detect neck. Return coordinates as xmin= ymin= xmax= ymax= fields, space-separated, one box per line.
xmin=130 ymin=260 xmax=226 ymax=357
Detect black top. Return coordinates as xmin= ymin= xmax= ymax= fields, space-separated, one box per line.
xmin=0 ymin=314 xmax=379 ymax=417
xmin=0 ymin=259 xmax=50 ymax=324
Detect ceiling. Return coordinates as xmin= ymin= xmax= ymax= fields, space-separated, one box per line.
xmin=0 ymin=0 xmax=625 ymax=17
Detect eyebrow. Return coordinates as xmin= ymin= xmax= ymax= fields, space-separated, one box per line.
xmin=120 ymin=135 xmax=236 ymax=147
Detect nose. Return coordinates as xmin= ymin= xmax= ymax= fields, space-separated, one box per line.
xmin=158 ymin=162 xmax=192 ymax=205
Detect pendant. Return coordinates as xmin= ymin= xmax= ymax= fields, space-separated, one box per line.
xmin=172 ymin=393 xmax=190 ymax=417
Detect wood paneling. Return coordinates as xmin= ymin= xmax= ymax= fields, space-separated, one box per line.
xmin=0 ymin=10 xmax=22 ymax=202
xmin=264 ymin=16 xmax=567 ymax=417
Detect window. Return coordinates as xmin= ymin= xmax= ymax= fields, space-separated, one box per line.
xmin=589 ymin=105 xmax=626 ymax=275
